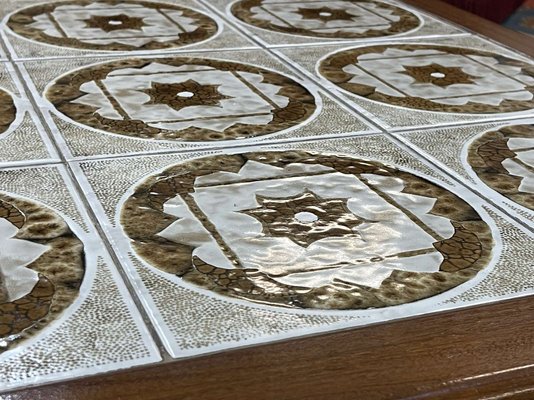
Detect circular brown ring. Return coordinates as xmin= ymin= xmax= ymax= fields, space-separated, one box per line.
xmin=121 ymin=151 xmax=494 ymax=310
xmin=467 ymin=124 xmax=534 ymax=211
xmin=45 ymin=57 xmax=318 ymax=142
xmin=230 ymin=0 xmax=421 ymax=39
xmin=7 ymin=0 xmax=219 ymax=51
xmin=0 ymin=193 xmax=85 ymax=351
xmin=319 ymin=44 xmax=534 ymax=114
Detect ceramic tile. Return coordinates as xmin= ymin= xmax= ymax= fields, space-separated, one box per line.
xmin=202 ymin=0 xmax=468 ymax=47
xmin=73 ymin=134 xmax=533 ymax=357
xmin=18 ymin=49 xmax=375 ymax=160
xmin=1 ymin=0 xmax=257 ymax=60
xmin=0 ymin=61 xmax=58 ymax=167
xmin=2 ymin=0 xmax=534 ymax=392
xmin=0 ymin=163 xmax=160 ymax=392
xmin=276 ymin=35 xmax=534 ymax=130
xmin=396 ymin=119 xmax=534 ymax=225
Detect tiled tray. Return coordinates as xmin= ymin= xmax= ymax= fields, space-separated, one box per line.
xmin=1 ymin=0 xmax=533 ymax=393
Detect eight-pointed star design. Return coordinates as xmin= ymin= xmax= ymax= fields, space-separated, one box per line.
xmin=296 ymin=7 xmax=356 ymax=23
xmin=401 ymin=63 xmax=479 ymax=87
xmin=243 ymin=190 xmax=367 ymax=247
xmin=83 ymin=14 xmax=145 ymax=32
xmin=142 ymin=80 xmax=232 ymax=112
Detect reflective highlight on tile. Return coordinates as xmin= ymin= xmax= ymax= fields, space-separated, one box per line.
xmin=121 ymin=150 xmax=493 ymax=309
xmin=46 ymin=57 xmax=317 ymax=141
xmin=319 ymin=44 xmax=534 ymax=113
xmin=7 ymin=0 xmax=219 ymax=51
xmin=230 ymin=0 xmax=420 ymax=39
xmin=0 ymin=193 xmax=85 ymax=351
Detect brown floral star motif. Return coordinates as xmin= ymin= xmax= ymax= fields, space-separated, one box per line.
xmin=297 ymin=7 xmax=355 ymax=23
xmin=142 ymin=80 xmax=232 ymax=111
xmin=83 ymin=14 xmax=145 ymax=32
xmin=243 ymin=190 xmax=367 ymax=247
xmin=401 ymin=63 xmax=479 ymax=87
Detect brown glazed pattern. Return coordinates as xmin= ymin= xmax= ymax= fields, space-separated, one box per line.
xmin=319 ymin=44 xmax=534 ymax=114
xmin=121 ymin=151 xmax=493 ymax=310
xmin=467 ymin=124 xmax=534 ymax=210
xmin=0 ymin=194 xmax=85 ymax=351
xmin=45 ymin=57 xmax=317 ymax=141
xmin=7 ymin=0 xmax=218 ymax=51
xmin=0 ymin=89 xmax=17 ymax=136
xmin=231 ymin=0 xmax=420 ymax=39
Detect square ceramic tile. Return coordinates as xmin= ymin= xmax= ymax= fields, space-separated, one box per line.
xmin=276 ymin=35 xmax=534 ymax=130
xmin=0 ymin=163 xmax=160 ymax=392
xmin=0 ymin=61 xmax=58 ymax=167
xmin=17 ymin=49 xmax=375 ymax=160
xmin=1 ymin=0 xmax=257 ymax=60
xmin=396 ymin=119 xmax=534 ymax=226
xmin=201 ymin=0 xmax=468 ymax=47
xmin=73 ymin=134 xmax=534 ymax=358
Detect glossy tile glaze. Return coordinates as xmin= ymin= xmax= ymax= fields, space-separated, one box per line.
xmin=45 ymin=56 xmax=317 ymax=141
xmin=7 ymin=0 xmax=218 ymax=51
xmin=467 ymin=124 xmax=534 ymax=211
xmin=278 ymin=35 xmax=534 ymax=129
xmin=319 ymin=44 xmax=534 ymax=114
xmin=231 ymin=0 xmax=420 ymax=39
xmin=121 ymin=151 xmax=492 ymax=309
xmin=1 ymin=0 xmax=256 ymax=59
xmin=0 ymin=192 xmax=84 ymax=351
xmin=206 ymin=0 xmax=467 ymax=47
xmin=1 ymin=0 xmax=534 ymax=393
xmin=0 ymin=165 xmax=159 ymax=391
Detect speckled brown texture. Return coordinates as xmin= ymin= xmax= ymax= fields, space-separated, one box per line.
xmin=467 ymin=124 xmax=534 ymax=210
xmin=121 ymin=151 xmax=493 ymax=310
xmin=0 ymin=89 xmax=16 ymax=136
xmin=0 ymin=193 xmax=85 ymax=352
xmin=46 ymin=57 xmax=317 ymax=142
xmin=319 ymin=44 xmax=534 ymax=114
xmin=231 ymin=0 xmax=420 ymax=39
xmin=7 ymin=0 xmax=218 ymax=52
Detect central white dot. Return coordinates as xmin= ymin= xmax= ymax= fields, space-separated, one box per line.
xmin=295 ymin=211 xmax=318 ymax=223
xmin=177 ymin=91 xmax=194 ymax=98
xmin=109 ymin=20 xmax=123 ymax=25
xmin=431 ymin=72 xmax=446 ymax=78
xmin=319 ymin=11 xmax=332 ymax=17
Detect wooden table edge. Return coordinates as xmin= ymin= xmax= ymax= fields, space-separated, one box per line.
xmin=3 ymin=1 xmax=534 ymax=399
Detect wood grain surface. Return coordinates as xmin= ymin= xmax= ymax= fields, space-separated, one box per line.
xmin=2 ymin=1 xmax=534 ymax=399
xmin=4 ymin=296 xmax=534 ymax=399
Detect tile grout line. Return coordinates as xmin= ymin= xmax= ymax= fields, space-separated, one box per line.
xmin=63 ymin=129 xmax=382 ymax=163
xmin=196 ymin=0 xmax=534 ymax=231
xmin=0 ymin=39 xmax=173 ymax=361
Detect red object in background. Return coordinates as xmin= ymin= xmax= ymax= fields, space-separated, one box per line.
xmin=442 ymin=0 xmax=524 ymax=23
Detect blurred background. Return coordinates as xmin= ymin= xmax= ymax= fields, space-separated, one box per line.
xmin=443 ymin=0 xmax=534 ymax=35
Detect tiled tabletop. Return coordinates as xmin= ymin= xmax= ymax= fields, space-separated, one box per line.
xmin=0 ymin=0 xmax=533 ymax=392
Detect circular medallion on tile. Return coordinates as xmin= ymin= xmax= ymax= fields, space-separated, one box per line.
xmin=121 ymin=151 xmax=493 ymax=310
xmin=0 ymin=193 xmax=85 ymax=350
xmin=319 ymin=44 xmax=534 ymax=114
xmin=0 ymin=89 xmax=16 ymax=136
xmin=230 ymin=0 xmax=420 ymax=39
xmin=7 ymin=0 xmax=218 ymax=51
xmin=467 ymin=124 xmax=534 ymax=211
xmin=46 ymin=57 xmax=317 ymax=141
